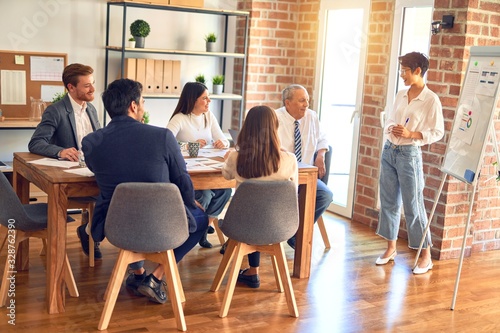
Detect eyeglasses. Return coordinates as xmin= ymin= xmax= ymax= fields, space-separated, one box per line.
xmin=399 ymin=68 xmax=411 ymax=75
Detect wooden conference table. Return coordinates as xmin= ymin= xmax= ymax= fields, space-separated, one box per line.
xmin=13 ymin=152 xmax=317 ymax=314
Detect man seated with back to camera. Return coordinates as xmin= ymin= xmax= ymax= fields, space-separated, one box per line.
xmin=82 ymin=78 xmax=208 ymax=303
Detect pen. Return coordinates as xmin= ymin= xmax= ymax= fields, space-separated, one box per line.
xmin=404 ymin=117 xmax=410 ymax=126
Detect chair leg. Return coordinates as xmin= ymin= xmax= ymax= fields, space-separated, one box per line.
xmin=87 ymin=204 xmax=95 ymax=267
xmin=64 ymin=255 xmax=79 ymax=297
xmin=0 ymin=231 xmax=20 ymax=307
xmin=98 ymin=250 xmax=132 ymax=331
xmin=272 ymin=243 xmax=299 ymax=317
xmin=317 ymin=216 xmax=331 ymax=249
xmin=270 ymin=254 xmax=284 ymax=292
xmin=40 ymin=238 xmax=47 ymax=256
xmin=161 ymin=250 xmax=187 ymax=331
xmin=213 ymin=218 xmax=226 ymax=246
xmin=0 ymin=226 xmax=7 ymax=254
xmin=219 ymin=242 xmax=248 ymax=318
xmin=210 ymin=239 xmax=238 ymax=292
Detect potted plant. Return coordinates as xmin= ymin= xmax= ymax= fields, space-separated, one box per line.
xmin=204 ymin=32 xmax=216 ymax=52
xmin=195 ymin=74 xmax=206 ymax=84
xmin=212 ymin=74 xmax=224 ymax=94
xmin=142 ymin=111 xmax=150 ymax=124
xmin=128 ymin=37 xmax=136 ymax=48
xmin=130 ymin=19 xmax=150 ymax=48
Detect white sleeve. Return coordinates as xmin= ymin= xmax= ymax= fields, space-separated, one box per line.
xmin=209 ymin=112 xmax=229 ymax=148
xmin=166 ymin=114 xmax=182 ymax=137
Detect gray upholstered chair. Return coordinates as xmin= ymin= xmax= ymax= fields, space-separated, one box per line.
xmin=0 ymin=172 xmax=78 ymax=307
xmin=316 ymin=145 xmax=333 ymax=249
xmin=210 ymin=180 xmax=299 ymax=318
xmin=98 ymin=183 xmax=190 ymax=331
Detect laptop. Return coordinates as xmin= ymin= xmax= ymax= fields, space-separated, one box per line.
xmin=228 ymin=128 xmax=240 ymax=147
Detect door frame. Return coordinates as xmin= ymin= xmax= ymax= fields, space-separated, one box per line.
xmin=313 ymin=0 xmax=370 ymax=218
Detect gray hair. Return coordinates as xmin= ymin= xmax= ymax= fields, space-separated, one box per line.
xmin=281 ymin=84 xmax=307 ymax=105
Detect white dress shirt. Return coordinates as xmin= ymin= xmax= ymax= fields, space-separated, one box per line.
xmin=68 ymin=94 xmax=93 ymax=150
xmin=385 ymin=85 xmax=444 ymax=146
xmin=275 ymin=106 xmax=329 ymax=165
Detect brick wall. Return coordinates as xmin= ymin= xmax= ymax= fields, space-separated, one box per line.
xmin=234 ymin=0 xmax=320 ymax=120
xmin=236 ymin=0 xmax=500 ymax=260
xmin=353 ymin=0 xmax=500 ymax=260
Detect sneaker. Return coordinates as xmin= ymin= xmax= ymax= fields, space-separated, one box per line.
xmin=287 ymin=236 xmax=296 ymax=250
xmin=199 ymin=230 xmax=213 ymax=248
xmin=207 ymin=225 xmax=215 ymax=234
xmin=125 ymin=270 xmax=147 ymax=296
xmin=137 ymin=274 xmax=167 ymax=304
xmin=77 ymin=224 xmax=102 ymax=259
xmin=237 ymin=268 xmax=260 ymax=288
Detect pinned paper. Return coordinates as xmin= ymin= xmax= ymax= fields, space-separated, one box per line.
xmin=15 ymin=55 xmax=25 ymax=65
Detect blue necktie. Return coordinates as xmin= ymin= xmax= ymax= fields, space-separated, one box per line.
xmin=294 ymin=120 xmax=302 ymax=162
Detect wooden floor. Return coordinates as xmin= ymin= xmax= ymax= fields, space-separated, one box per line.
xmin=1 ymin=211 xmax=500 ymax=332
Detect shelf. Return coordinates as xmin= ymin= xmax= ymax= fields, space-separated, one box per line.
xmin=107 ymin=46 xmax=245 ymax=58
xmin=0 ymin=119 xmax=39 ymax=129
xmin=108 ymin=1 xmax=249 ymax=17
xmin=142 ymin=92 xmax=242 ymax=100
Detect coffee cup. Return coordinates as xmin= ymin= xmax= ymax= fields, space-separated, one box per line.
xmin=187 ymin=142 xmax=200 ymax=157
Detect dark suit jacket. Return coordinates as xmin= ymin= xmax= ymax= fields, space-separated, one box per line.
xmin=82 ymin=115 xmax=201 ymax=242
xmin=28 ymin=95 xmax=101 ymax=158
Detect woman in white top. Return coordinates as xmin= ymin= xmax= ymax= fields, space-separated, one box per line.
xmin=222 ymin=105 xmax=298 ymax=288
xmin=167 ymin=82 xmax=232 ymax=248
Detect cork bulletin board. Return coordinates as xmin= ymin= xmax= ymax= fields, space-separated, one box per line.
xmin=0 ymin=50 xmax=67 ymax=120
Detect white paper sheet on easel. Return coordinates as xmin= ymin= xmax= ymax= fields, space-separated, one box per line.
xmin=41 ymin=85 xmax=65 ymax=102
xmin=0 ymin=70 xmax=26 ymax=105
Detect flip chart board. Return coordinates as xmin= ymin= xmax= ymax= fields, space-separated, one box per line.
xmin=441 ymin=46 xmax=500 ymax=184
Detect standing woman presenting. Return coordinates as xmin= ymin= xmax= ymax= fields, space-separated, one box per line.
xmin=167 ymin=82 xmax=232 ymax=248
xmin=375 ymin=52 xmax=444 ymax=274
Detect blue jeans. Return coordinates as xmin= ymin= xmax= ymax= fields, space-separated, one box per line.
xmin=376 ymin=141 xmax=431 ymax=249
xmin=195 ymin=189 xmax=232 ymax=217
xmin=314 ymin=179 xmax=333 ymax=222
xmin=129 ymin=206 xmax=208 ymax=269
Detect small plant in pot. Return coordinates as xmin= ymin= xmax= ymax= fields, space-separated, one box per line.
xmin=204 ymin=32 xmax=217 ymax=52
xmin=212 ymin=75 xmax=224 ymax=94
xmin=128 ymin=37 xmax=135 ymax=48
xmin=130 ymin=19 xmax=150 ymax=48
xmin=195 ymin=74 xmax=206 ymax=84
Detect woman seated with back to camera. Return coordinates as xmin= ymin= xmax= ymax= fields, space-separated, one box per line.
xmin=167 ymin=82 xmax=232 ymax=249
xmin=222 ymin=105 xmax=298 ymax=288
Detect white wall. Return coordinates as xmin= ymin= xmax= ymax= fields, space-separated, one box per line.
xmin=0 ymin=0 xmax=237 ymax=161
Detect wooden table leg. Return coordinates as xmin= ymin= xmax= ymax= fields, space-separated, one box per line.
xmin=46 ymin=184 xmax=68 ymax=314
xmin=293 ymin=174 xmax=317 ymax=279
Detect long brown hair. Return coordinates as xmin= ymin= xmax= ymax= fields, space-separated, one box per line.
xmin=170 ymin=82 xmax=208 ymax=127
xmin=236 ymin=105 xmax=281 ymax=178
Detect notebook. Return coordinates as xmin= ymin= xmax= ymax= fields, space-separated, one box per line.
xmin=228 ymin=128 xmax=240 ymax=147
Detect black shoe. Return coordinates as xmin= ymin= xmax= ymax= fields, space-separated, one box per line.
xmin=287 ymin=236 xmax=296 ymax=250
xmin=137 ymin=274 xmax=167 ymax=304
xmin=125 ymin=270 xmax=147 ymax=296
xmin=207 ymin=225 xmax=215 ymax=234
xmin=220 ymin=240 xmax=228 ymax=254
xmin=237 ymin=268 xmax=260 ymax=288
xmin=77 ymin=224 xmax=102 ymax=259
xmin=199 ymin=230 xmax=213 ymax=248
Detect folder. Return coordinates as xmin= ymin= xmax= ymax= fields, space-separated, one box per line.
xmin=162 ymin=60 xmax=173 ymax=94
xmin=171 ymin=60 xmax=181 ymax=94
xmin=136 ymin=58 xmax=146 ymax=87
xmin=144 ymin=59 xmax=155 ymax=93
xmin=154 ymin=60 xmax=164 ymax=94
xmin=123 ymin=58 xmax=136 ymax=80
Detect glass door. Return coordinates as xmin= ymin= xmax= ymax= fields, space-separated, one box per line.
xmin=314 ymin=0 xmax=369 ymax=218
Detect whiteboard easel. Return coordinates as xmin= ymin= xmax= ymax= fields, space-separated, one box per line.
xmin=414 ymin=46 xmax=500 ymax=310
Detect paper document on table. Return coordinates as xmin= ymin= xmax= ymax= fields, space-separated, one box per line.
xmin=186 ymin=158 xmax=224 ymax=171
xmin=63 ymin=167 xmax=94 ymax=177
xmin=29 ymin=158 xmax=79 ymax=168
xmin=198 ymin=148 xmax=228 ymax=158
